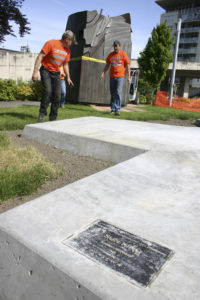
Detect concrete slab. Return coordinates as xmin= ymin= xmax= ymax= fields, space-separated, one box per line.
xmin=0 ymin=117 xmax=200 ymax=300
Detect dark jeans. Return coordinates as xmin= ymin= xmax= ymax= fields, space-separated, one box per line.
xmin=39 ymin=65 xmax=61 ymax=121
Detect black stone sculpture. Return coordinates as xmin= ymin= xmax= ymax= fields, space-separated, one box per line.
xmin=65 ymin=10 xmax=132 ymax=105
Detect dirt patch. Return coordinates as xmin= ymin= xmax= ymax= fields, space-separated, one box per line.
xmin=90 ymin=103 xmax=147 ymax=112
xmin=0 ymin=100 xmax=40 ymax=108
xmin=0 ymin=130 xmax=114 ymax=214
xmin=146 ymin=119 xmax=196 ymax=127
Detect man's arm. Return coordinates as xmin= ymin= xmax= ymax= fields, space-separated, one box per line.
xmin=32 ymin=51 xmax=46 ymax=82
xmin=63 ymin=62 xmax=74 ymax=86
xmin=100 ymin=63 xmax=110 ymax=80
xmin=126 ymin=64 xmax=131 ymax=83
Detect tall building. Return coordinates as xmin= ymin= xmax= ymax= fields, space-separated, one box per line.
xmin=156 ymin=0 xmax=200 ymax=96
xmin=156 ymin=0 xmax=200 ymax=62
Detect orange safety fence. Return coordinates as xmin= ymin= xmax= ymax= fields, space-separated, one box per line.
xmin=154 ymin=91 xmax=200 ymax=112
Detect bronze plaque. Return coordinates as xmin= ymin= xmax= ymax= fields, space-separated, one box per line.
xmin=64 ymin=220 xmax=173 ymax=286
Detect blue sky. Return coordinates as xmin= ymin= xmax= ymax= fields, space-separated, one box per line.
xmin=1 ymin=0 xmax=165 ymax=58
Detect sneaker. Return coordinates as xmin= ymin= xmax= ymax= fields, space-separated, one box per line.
xmin=115 ymin=111 xmax=120 ymax=116
xmin=38 ymin=113 xmax=45 ymax=122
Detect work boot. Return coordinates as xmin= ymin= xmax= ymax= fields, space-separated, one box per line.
xmin=38 ymin=113 xmax=45 ymax=122
xmin=49 ymin=117 xmax=57 ymax=121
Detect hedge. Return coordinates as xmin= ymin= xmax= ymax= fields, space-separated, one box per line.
xmin=0 ymin=79 xmax=42 ymax=101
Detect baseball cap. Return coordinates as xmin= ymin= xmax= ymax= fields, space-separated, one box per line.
xmin=62 ymin=30 xmax=77 ymax=44
xmin=113 ymin=40 xmax=121 ymax=46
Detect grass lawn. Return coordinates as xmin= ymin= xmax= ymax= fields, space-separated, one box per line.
xmin=0 ymin=103 xmax=199 ymax=131
xmin=0 ymin=132 xmax=63 ymax=202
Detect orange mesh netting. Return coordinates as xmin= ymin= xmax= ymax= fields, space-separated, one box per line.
xmin=154 ymin=91 xmax=200 ymax=112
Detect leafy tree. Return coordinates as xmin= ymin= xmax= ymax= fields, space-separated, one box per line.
xmin=138 ymin=23 xmax=174 ymax=91
xmin=0 ymin=0 xmax=30 ymax=43
xmin=138 ymin=77 xmax=154 ymax=95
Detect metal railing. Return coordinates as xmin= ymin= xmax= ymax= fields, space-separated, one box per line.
xmin=177 ymin=57 xmax=196 ymax=62
xmin=179 ymin=37 xmax=199 ymax=43
xmin=181 ymin=27 xmax=200 ymax=33
xmin=178 ymin=48 xmax=197 ymax=54
xmin=182 ymin=15 xmax=200 ymax=22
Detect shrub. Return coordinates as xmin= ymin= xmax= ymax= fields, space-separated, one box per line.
xmin=15 ymin=84 xmax=33 ymax=100
xmin=139 ymin=94 xmax=147 ymax=104
xmin=0 ymin=79 xmax=18 ymax=101
xmin=138 ymin=77 xmax=154 ymax=95
xmin=146 ymin=94 xmax=155 ymax=105
xmin=30 ymin=81 xmax=42 ymax=101
xmin=0 ymin=79 xmax=42 ymax=101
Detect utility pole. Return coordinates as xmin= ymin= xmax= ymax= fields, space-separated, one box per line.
xmin=169 ymin=18 xmax=182 ymax=107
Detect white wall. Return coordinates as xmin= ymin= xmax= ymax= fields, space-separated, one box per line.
xmin=0 ymin=51 xmax=38 ymax=82
xmin=191 ymin=78 xmax=200 ymax=88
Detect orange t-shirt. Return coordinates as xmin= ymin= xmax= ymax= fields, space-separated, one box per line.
xmin=41 ymin=39 xmax=70 ymax=72
xmin=106 ymin=50 xmax=130 ymax=78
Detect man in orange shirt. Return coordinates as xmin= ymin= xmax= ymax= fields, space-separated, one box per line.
xmin=32 ymin=30 xmax=75 ymax=121
xmin=100 ymin=40 xmax=131 ymax=115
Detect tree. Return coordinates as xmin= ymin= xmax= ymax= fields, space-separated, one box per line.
xmin=138 ymin=77 xmax=154 ymax=95
xmin=138 ymin=23 xmax=174 ymax=91
xmin=0 ymin=0 xmax=30 ymax=43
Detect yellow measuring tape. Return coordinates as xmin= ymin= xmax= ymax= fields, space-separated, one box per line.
xmin=70 ymin=56 xmax=106 ymax=64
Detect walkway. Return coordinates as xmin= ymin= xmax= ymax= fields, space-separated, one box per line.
xmin=0 ymin=117 xmax=199 ymax=299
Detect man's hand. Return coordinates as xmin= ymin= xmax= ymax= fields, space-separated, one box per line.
xmin=32 ymin=72 xmax=38 ymax=82
xmin=100 ymin=72 xmax=104 ymax=80
xmin=32 ymin=51 xmax=45 ymax=82
xmin=100 ymin=64 xmax=109 ymax=80
xmin=67 ymin=78 xmax=74 ymax=87
xmin=127 ymin=77 xmax=131 ymax=84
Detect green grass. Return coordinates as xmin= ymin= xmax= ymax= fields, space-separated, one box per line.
xmin=0 ymin=132 xmax=63 ymax=202
xmin=0 ymin=103 xmax=199 ymax=131
xmin=0 ymin=132 xmax=10 ymax=148
xmin=141 ymin=105 xmax=200 ymax=121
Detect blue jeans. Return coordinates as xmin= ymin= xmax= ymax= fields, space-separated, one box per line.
xmin=39 ymin=65 xmax=61 ymax=121
xmin=60 ymin=79 xmax=66 ymax=107
xmin=110 ymin=77 xmax=124 ymax=112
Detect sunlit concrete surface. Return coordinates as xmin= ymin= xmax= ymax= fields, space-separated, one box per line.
xmin=0 ymin=117 xmax=200 ymax=300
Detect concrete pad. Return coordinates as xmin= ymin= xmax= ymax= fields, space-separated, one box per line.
xmin=0 ymin=117 xmax=200 ymax=300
